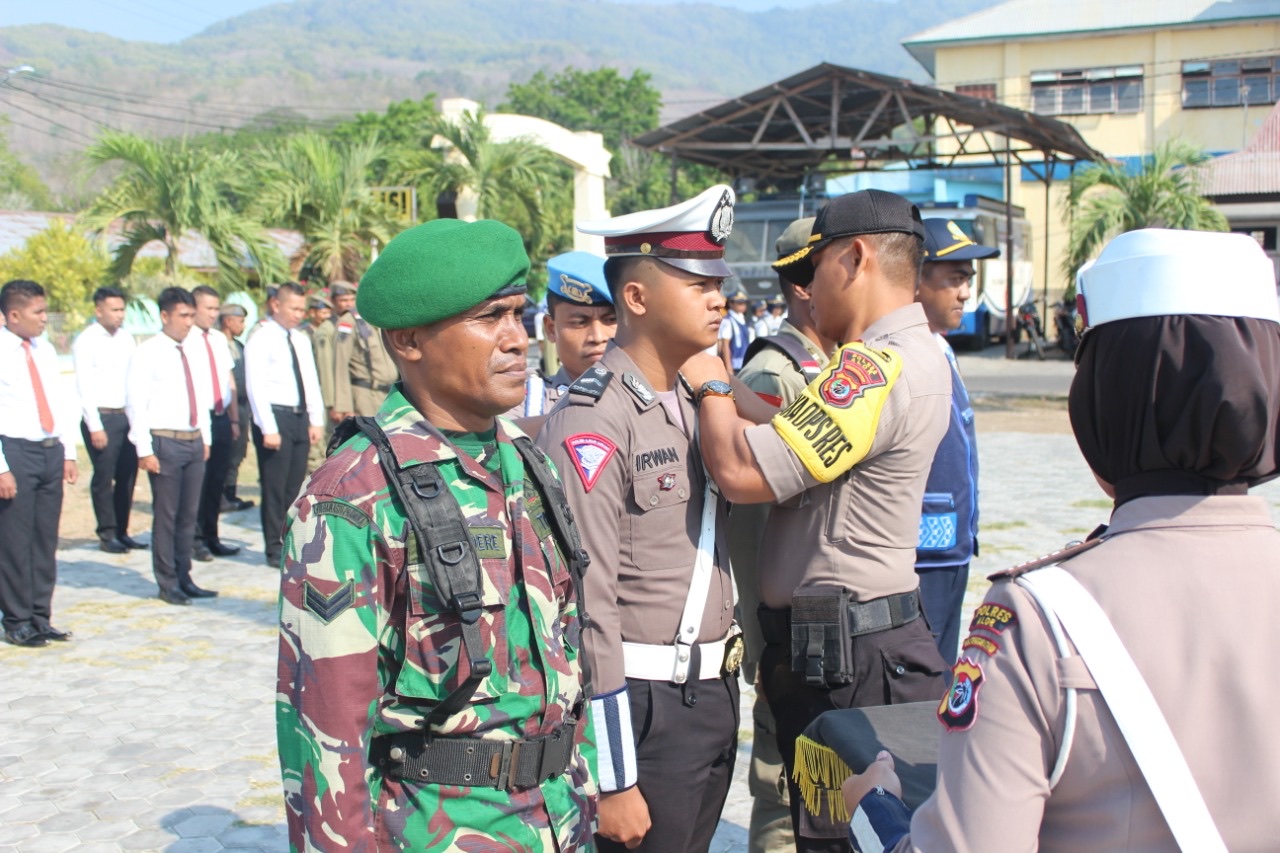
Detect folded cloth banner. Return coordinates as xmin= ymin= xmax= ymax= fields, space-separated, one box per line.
xmin=794 ymin=701 xmax=939 ymax=826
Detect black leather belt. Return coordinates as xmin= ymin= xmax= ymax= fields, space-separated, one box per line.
xmin=372 ymin=721 xmax=578 ymax=791
xmin=271 ymin=404 xmax=306 ymax=415
xmin=97 ymin=407 xmax=126 ymax=415
xmin=351 ymin=377 xmax=393 ymax=393
xmin=758 ymin=589 xmax=922 ymax=646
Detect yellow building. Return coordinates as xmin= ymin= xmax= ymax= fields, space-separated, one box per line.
xmin=904 ymin=0 xmax=1280 ymax=293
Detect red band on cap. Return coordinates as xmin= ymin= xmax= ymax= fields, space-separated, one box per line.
xmin=605 ymin=230 xmax=722 ymax=254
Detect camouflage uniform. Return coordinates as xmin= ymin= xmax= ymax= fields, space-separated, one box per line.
xmin=277 ymin=386 xmax=597 ymax=851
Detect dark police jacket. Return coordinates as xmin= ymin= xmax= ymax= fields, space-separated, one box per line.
xmin=916 ymin=339 xmax=978 ymax=568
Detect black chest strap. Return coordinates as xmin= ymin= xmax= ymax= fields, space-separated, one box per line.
xmin=743 ymin=334 xmax=823 ymax=381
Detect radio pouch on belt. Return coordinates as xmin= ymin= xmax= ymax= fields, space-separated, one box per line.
xmin=791 ymin=586 xmax=855 ymax=687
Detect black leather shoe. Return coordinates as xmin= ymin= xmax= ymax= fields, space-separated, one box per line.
xmin=193 ymin=543 xmax=213 ymax=563
xmin=180 ymin=583 xmax=219 ymax=599
xmin=99 ymin=538 xmax=128 ymax=554
xmin=207 ymin=540 xmax=241 ymax=557
xmin=158 ymin=588 xmax=192 ymax=606
xmin=4 ymin=624 xmax=48 ymax=647
xmin=118 ymin=535 xmax=148 ymax=550
xmin=265 ymin=553 xmax=282 ymax=568
xmin=232 ymin=498 xmax=255 ymax=511
xmin=38 ymin=624 xmax=72 ymax=641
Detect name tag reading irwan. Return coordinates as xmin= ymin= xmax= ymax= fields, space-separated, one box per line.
xmin=771 ymin=342 xmax=901 ymax=483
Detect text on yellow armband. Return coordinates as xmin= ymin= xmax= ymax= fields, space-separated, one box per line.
xmin=770 ymin=342 xmax=901 ymax=482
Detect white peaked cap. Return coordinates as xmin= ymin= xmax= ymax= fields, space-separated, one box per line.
xmin=1079 ymin=228 xmax=1280 ymax=329
xmin=577 ymin=184 xmax=736 ymax=278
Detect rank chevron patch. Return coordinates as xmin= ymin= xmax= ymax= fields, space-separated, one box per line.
xmin=303 ymin=579 xmax=355 ymax=624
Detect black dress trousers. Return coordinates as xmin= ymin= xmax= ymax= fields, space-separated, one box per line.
xmin=0 ymin=437 xmax=65 ymax=632
xmin=81 ymin=411 xmax=137 ymax=543
xmin=148 ymin=435 xmax=205 ymax=593
xmin=253 ymin=409 xmax=309 ymax=565
xmin=195 ymin=410 xmax=232 ymax=543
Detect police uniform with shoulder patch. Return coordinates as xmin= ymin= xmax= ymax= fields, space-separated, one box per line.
xmin=848 ymin=228 xmax=1280 ymax=853
xmin=333 ymin=281 xmax=399 ymax=418
xmin=507 ymin=252 xmax=612 ymax=420
xmin=537 ymin=186 xmax=742 ymax=853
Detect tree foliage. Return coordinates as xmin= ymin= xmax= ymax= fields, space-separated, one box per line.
xmin=82 ymin=130 xmax=289 ymax=290
xmin=1062 ymin=140 xmax=1228 ymax=288
xmin=0 ymin=220 xmax=110 ymax=327
xmin=0 ymin=120 xmax=55 ymax=210
xmin=501 ymin=68 xmax=660 ymax=153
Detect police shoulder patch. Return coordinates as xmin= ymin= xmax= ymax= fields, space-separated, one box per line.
xmin=564 ymin=433 xmax=618 ymax=493
xmin=969 ymin=602 xmax=1017 ymax=637
xmin=303 ymin=579 xmax=355 ymax=624
xmin=938 ymin=656 xmax=985 ymax=732
xmin=771 ymin=342 xmax=901 ymax=483
xmin=568 ymin=365 xmax=613 ymax=401
xmin=313 ymin=499 xmax=369 ymax=528
xmin=988 ymin=534 xmax=1105 ymax=581
xmin=961 ymin=633 xmax=1000 ymax=658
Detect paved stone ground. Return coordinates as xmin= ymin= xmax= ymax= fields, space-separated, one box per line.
xmin=4 ymin=414 xmax=1279 ymax=852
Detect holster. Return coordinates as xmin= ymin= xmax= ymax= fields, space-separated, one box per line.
xmin=789 ymin=586 xmax=855 ymax=688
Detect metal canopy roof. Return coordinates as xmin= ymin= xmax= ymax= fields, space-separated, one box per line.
xmin=634 ymin=63 xmax=1104 ymax=182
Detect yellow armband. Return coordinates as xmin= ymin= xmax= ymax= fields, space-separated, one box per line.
xmin=770 ymin=342 xmax=901 ymax=483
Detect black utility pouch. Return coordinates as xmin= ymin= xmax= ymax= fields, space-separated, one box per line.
xmin=790 ymin=586 xmax=855 ymax=688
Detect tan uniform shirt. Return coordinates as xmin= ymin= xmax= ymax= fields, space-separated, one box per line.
xmin=333 ymin=310 xmax=398 ymax=417
xmin=536 ymin=344 xmax=735 ymax=696
xmin=729 ymin=322 xmax=828 ymax=671
xmin=504 ymin=366 xmax=574 ymax=420
xmin=744 ymin=303 xmax=950 ymax=607
xmin=891 ymin=495 xmax=1280 ymax=852
xmin=304 ymin=321 xmax=337 ymax=410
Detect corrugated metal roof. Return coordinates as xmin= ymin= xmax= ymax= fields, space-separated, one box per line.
xmin=1198 ymin=99 xmax=1280 ymax=196
xmin=0 ymin=211 xmax=305 ymax=272
xmin=905 ymin=0 xmax=1280 ymax=74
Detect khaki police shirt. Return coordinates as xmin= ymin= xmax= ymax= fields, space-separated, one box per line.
xmin=304 ymin=321 xmax=337 ymax=410
xmin=504 ymin=366 xmax=574 ymax=421
xmin=729 ymin=321 xmax=828 ymax=672
xmin=744 ymin=303 xmax=950 ymax=608
xmin=536 ymin=344 xmax=735 ymax=696
xmin=892 ymin=494 xmax=1280 ymax=852
xmin=333 ymin=310 xmax=399 ymax=414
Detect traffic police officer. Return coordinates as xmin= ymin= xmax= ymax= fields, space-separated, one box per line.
xmin=683 ymin=190 xmax=952 ymax=852
xmin=538 ymin=185 xmax=742 ymax=853
xmin=842 ymin=228 xmax=1280 ymax=852
xmin=332 ymin=280 xmax=399 ymax=418
xmin=277 ymin=218 xmax=596 ymax=851
xmin=728 ymin=216 xmax=833 ymax=853
xmin=913 ymin=218 xmax=999 ymax=662
xmin=506 ymin=250 xmax=616 ymax=427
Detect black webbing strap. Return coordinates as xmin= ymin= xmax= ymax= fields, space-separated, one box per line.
xmin=341 ymin=416 xmax=491 ymax=737
xmin=512 ymin=435 xmax=594 ymax=699
xmin=373 ymin=720 xmax=579 ymax=791
xmin=743 ymin=333 xmax=823 ymax=381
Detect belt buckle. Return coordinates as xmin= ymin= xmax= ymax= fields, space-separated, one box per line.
xmin=721 ymin=633 xmax=745 ymax=677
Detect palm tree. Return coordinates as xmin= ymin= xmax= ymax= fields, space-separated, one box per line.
xmin=249 ymin=133 xmax=403 ymax=283
xmin=396 ymin=110 xmax=561 ymax=252
xmin=82 ymin=130 xmax=288 ymax=289
xmin=1062 ymin=140 xmax=1228 ymax=288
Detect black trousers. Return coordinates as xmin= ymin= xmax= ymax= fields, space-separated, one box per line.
xmin=916 ymin=563 xmax=970 ymax=664
xmin=224 ymin=395 xmax=250 ymax=497
xmin=148 ymin=435 xmax=205 ymax=593
xmin=195 ymin=411 xmax=232 ymax=543
xmin=253 ymin=409 xmax=309 ymax=564
xmin=0 ymin=437 xmax=64 ymax=632
xmin=596 ymin=675 xmax=740 ymax=853
xmin=81 ymin=412 xmax=137 ymax=542
xmin=760 ymin=618 xmax=948 ymax=853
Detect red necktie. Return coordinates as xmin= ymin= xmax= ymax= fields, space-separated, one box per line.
xmin=22 ymin=339 xmax=55 ymax=434
xmin=202 ymin=331 xmax=225 ymax=415
xmin=178 ymin=345 xmax=198 ymax=428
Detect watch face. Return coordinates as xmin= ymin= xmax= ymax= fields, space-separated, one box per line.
xmin=705 ymin=380 xmax=733 ymax=395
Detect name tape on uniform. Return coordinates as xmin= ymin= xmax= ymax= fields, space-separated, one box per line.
xmin=770 ymin=343 xmax=901 ymax=482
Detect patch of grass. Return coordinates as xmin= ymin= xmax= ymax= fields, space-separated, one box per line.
xmin=236 ymin=793 xmax=284 ymax=810
xmin=981 ymin=520 xmax=1028 ymax=532
xmin=1060 ymin=527 xmax=1092 ymax=536
xmin=249 ymin=778 xmax=277 ymax=790
xmin=1071 ymin=499 xmax=1113 ymax=509
xmin=243 ymin=750 xmax=279 ymax=768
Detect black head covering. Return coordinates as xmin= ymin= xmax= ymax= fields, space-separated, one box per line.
xmin=1069 ymin=315 xmax=1280 ymax=505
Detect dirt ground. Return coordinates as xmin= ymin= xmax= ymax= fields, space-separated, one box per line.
xmin=973 ymin=395 xmax=1071 ymax=435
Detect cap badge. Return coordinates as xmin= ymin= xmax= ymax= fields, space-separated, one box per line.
xmin=947 ymin=221 xmax=969 ymax=243
xmin=709 ymin=189 xmax=734 ymax=245
xmin=559 ymin=274 xmax=593 ymax=304
xmin=640 ymin=242 xmax=652 ymax=255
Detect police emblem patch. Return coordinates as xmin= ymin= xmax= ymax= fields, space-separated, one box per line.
xmin=938 ymin=657 xmax=985 ymax=732
xmin=564 ymin=433 xmax=618 ymax=493
xmin=709 ymin=189 xmax=734 ymax=244
xmin=819 ymin=346 xmax=889 ymax=409
xmin=969 ymin=603 xmax=1017 ymax=637
xmin=657 ymin=472 xmax=677 ymax=491
xmin=559 ymin=274 xmax=593 ymax=304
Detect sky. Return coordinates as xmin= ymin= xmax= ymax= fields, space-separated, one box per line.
xmin=4 ymin=0 xmax=827 ymax=44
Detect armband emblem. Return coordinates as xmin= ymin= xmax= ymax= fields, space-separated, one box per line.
xmin=938 ymin=656 xmax=985 ymax=732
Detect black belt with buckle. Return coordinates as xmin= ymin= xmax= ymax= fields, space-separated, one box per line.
xmin=758 ymin=589 xmax=922 ymax=646
xmin=271 ymin=404 xmax=306 ymax=415
xmin=351 ymin=377 xmax=393 ymax=393
xmin=372 ymin=721 xmax=578 ymax=791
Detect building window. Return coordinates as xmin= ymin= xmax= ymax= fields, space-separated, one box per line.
xmin=956 ymin=83 xmax=997 ymax=101
xmin=1030 ymin=66 xmax=1143 ymax=116
xmin=1183 ymin=56 xmax=1280 ymax=108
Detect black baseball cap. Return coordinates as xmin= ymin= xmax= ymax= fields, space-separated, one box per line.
xmin=772 ymin=190 xmax=925 ymax=285
xmin=922 ymin=218 xmax=1000 ymax=262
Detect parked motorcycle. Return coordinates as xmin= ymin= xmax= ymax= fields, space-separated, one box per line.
xmin=1014 ymin=300 xmax=1046 ymax=361
xmin=1054 ymin=296 xmax=1080 ymax=356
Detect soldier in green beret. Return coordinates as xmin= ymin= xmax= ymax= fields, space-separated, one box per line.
xmin=276 ymin=218 xmax=598 ymax=851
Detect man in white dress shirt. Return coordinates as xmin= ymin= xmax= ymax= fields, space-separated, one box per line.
xmin=188 ymin=285 xmax=241 ymax=563
xmin=244 ymin=282 xmax=324 ymax=566
xmin=0 ymin=280 xmax=79 ymax=646
xmin=127 ymin=287 xmax=214 ymax=605
xmin=73 ymin=286 xmax=143 ymax=555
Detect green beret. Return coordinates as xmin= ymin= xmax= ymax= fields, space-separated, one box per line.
xmin=357 ymin=219 xmax=530 ymax=329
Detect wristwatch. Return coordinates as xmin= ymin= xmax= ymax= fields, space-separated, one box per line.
xmin=696 ymin=380 xmax=735 ymax=405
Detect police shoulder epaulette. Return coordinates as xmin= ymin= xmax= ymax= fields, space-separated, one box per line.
xmin=567 ymin=364 xmax=613 ymax=402
xmin=988 ymin=531 xmax=1106 ymax=582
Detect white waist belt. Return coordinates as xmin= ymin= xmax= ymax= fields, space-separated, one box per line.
xmin=623 ymin=639 xmax=727 ymax=682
